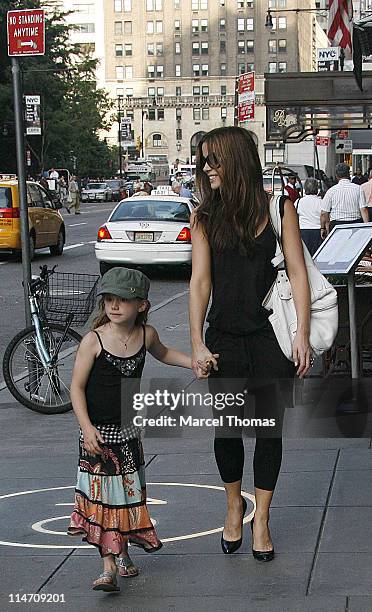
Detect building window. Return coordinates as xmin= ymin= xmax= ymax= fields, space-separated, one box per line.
xmin=175 ymin=42 xmax=181 ymax=54
xmin=156 ymin=20 xmax=163 ymax=33
xmin=126 ymin=87 xmax=133 ymax=97
xmin=176 ymin=86 xmax=182 ymax=96
xmin=124 ymin=21 xmax=132 ymax=33
xmin=147 ymin=21 xmax=154 ymax=33
xmin=279 ymin=0 xmax=286 ymax=6
xmin=202 ymin=85 xmax=209 ymax=94
xmin=148 ymin=87 xmax=155 ymax=96
xmin=219 ymin=19 xmax=226 ymax=31
xmin=117 ymin=87 xmax=124 ymax=97
xmin=192 ymin=42 xmax=200 ymax=55
xmin=201 ymin=19 xmax=208 ymax=31
xmin=148 ymin=65 xmax=155 ymax=77
xmin=124 ymin=43 xmax=132 ymax=56
xmin=148 ymin=109 xmax=156 ymax=120
xmin=192 ymin=19 xmax=199 ymax=33
xmin=238 ymin=40 xmax=245 ymax=54
xmin=174 ymin=0 xmax=180 ymax=7
xmin=268 ymin=39 xmax=277 ymax=53
xmin=114 ymin=0 xmax=122 ymax=11
xmin=114 ymin=21 xmax=122 ymax=34
xmin=220 ymin=0 xmax=225 ymax=5
xmin=278 ymin=38 xmax=287 ymax=52
xmin=201 ymin=64 xmax=209 ymax=76
xmin=193 ymin=64 xmax=200 ymax=76
xmin=157 ymin=87 xmax=164 ymax=96
xmin=147 ymin=43 xmax=154 ymax=55
xmin=176 ymin=128 xmax=182 ymax=140
xmin=221 ymin=84 xmax=227 ymax=95
xmin=278 ymin=61 xmax=287 ymax=72
xmin=246 ymin=18 xmax=254 ymax=30
xmin=238 ymin=62 xmax=245 ymax=74
xmin=202 ymin=108 xmax=209 ymax=120
xmin=246 ymin=40 xmax=254 ymax=53
xmin=116 ymin=66 xmax=124 ymax=80
xmin=123 ymin=0 xmax=131 ymax=10
xmin=147 ymin=0 xmax=162 ymax=9
xmin=192 ymin=0 xmax=208 ymax=8
xmin=75 ymin=23 xmax=95 ymax=33
xmin=115 ymin=44 xmax=123 ymax=57
xmin=153 ymin=134 xmax=162 ymax=147
xmin=175 ymin=64 xmax=181 ymax=76
xmin=220 ymin=63 xmax=226 ymax=75
xmin=156 ymin=65 xmax=164 ymax=77
xmin=268 ymin=62 xmax=277 ymax=73
xmin=156 ymin=42 xmax=163 ymax=54
xmin=193 ymin=108 xmax=201 ymax=121
xmin=201 ymin=41 xmax=209 ymax=54
xmin=220 ymin=40 xmax=226 ymax=53
xmin=201 ymin=0 xmax=208 ymax=8
xmin=193 ymin=86 xmax=200 ymax=95
xmin=237 ymin=18 xmax=245 ymax=31
xmin=247 ymin=62 xmax=254 ymax=71
xmin=176 ymin=107 xmax=182 ymax=119
xmin=125 ymin=66 xmax=133 ymax=79
xmin=265 ymin=143 xmax=285 ymax=164
xmin=237 ymin=0 xmax=244 ymax=7
xmin=278 ymin=17 xmax=287 ymax=29
xmin=221 ymin=107 xmax=227 ymax=119
xmin=174 ymin=19 xmax=181 ymax=32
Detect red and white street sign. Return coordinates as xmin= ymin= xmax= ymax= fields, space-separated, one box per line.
xmin=315 ymin=136 xmax=330 ymax=146
xmin=337 ymin=129 xmax=349 ymax=139
xmin=7 ymin=9 xmax=45 ymax=57
xmin=238 ymin=71 xmax=255 ymax=122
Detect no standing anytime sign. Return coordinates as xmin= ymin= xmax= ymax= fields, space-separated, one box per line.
xmin=7 ymin=9 xmax=45 ymax=57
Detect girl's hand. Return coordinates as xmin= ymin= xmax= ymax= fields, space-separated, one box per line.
xmin=192 ymin=343 xmax=219 ymax=379
xmin=82 ymin=426 xmax=105 ymax=455
xmin=292 ymin=332 xmax=312 ymax=379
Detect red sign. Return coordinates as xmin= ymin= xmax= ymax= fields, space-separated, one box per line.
xmin=7 ymin=9 xmax=45 ymax=57
xmin=238 ymin=71 xmax=255 ymax=122
xmin=315 ymin=136 xmax=330 ymax=146
xmin=337 ymin=130 xmax=349 ymax=139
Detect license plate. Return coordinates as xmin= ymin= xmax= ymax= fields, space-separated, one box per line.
xmin=135 ymin=232 xmax=153 ymax=242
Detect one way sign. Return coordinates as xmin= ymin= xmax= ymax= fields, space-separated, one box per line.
xmin=7 ymin=9 xmax=45 ymax=57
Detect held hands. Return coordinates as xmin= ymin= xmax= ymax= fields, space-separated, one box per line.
xmin=82 ymin=425 xmax=105 ymax=456
xmin=192 ymin=343 xmax=219 ymax=379
xmin=292 ymin=332 xmax=313 ymax=379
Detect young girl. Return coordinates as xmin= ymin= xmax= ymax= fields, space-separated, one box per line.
xmin=68 ymin=266 xmax=194 ymax=592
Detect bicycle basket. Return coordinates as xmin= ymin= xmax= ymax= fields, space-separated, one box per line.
xmin=38 ymin=272 xmax=100 ymax=326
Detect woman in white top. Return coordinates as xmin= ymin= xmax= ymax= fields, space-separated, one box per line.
xmin=295 ymin=177 xmax=323 ymax=256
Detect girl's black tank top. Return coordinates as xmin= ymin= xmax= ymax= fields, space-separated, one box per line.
xmin=207 ymin=199 xmax=284 ymax=336
xmin=85 ymin=327 xmax=146 ymax=425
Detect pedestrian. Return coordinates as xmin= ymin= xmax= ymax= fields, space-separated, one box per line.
xmin=68 ymin=267 xmax=195 ymax=592
xmin=49 ymin=167 xmax=59 ymax=180
xmin=132 ymin=181 xmax=149 ymax=197
xmin=351 ymin=167 xmax=367 ymax=185
xmin=320 ymin=162 xmax=369 ymax=238
xmin=67 ymin=174 xmax=81 ymax=215
xmin=189 ymin=127 xmax=311 ymax=563
xmin=58 ymin=176 xmax=69 ymax=211
xmin=361 ymin=169 xmax=372 ymax=221
xmin=295 ymin=178 xmax=323 ymax=256
xmin=284 ymin=174 xmax=299 ymax=203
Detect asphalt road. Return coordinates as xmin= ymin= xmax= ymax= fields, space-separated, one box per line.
xmin=0 ymin=200 xmax=190 ymax=366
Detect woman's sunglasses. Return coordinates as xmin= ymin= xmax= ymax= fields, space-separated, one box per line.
xmin=200 ymin=152 xmax=220 ymax=169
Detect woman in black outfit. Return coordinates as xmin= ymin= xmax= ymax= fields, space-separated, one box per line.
xmin=189 ymin=127 xmax=312 ymax=561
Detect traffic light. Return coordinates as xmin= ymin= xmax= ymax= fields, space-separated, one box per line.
xmin=136 ymin=136 xmax=141 ymax=151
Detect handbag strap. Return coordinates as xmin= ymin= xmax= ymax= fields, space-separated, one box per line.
xmin=269 ymin=195 xmax=285 ymax=269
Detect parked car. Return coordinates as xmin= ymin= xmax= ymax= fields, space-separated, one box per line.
xmin=0 ymin=178 xmax=65 ymax=260
xmin=262 ymin=165 xmax=303 ymax=197
xmin=81 ymin=182 xmax=113 ymax=203
xmin=95 ymin=194 xmax=195 ymax=275
xmin=105 ymin=179 xmax=126 ymax=201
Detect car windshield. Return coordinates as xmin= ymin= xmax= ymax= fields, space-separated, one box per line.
xmin=0 ymin=186 xmax=12 ymax=208
xmin=262 ymin=175 xmax=284 ymax=192
xmin=106 ymin=180 xmax=120 ymax=188
xmin=111 ymin=199 xmax=191 ymax=222
xmin=87 ymin=183 xmax=106 ymax=190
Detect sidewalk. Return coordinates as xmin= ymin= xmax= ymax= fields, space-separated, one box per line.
xmin=0 ymin=291 xmax=371 ymax=612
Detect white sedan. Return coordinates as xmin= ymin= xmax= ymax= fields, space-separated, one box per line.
xmin=95 ymin=195 xmax=195 ymax=274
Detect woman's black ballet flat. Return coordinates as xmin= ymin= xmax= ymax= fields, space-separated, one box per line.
xmin=221 ymin=497 xmax=247 ymax=554
xmin=250 ymin=517 xmax=275 ymax=562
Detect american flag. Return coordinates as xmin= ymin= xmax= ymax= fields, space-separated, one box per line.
xmin=327 ymin=0 xmax=353 ymax=51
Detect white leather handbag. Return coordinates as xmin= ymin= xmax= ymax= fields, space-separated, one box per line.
xmin=262 ymin=195 xmax=338 ymax=362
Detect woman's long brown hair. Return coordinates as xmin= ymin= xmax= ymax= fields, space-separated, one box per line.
xmin=92 ymin=296 xmax=150 ymax=330
xmin=195 ymin=126 xmax=269 ymax=254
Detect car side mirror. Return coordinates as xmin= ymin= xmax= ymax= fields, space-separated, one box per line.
xmin=53 ymin=198 xmax=63 ymax=210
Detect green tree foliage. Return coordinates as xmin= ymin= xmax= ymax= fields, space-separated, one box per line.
xmin=0 ymin=0 xmax=117 ymax=177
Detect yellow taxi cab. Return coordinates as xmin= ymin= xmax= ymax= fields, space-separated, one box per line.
xmin=0 ymin=176 xmax=66 ymax=260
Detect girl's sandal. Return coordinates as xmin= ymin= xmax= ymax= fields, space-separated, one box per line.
xmin=92 ymin=570 xmax=120 ymax=592
xmin=117 ymin=555 xmax=139 ymax=578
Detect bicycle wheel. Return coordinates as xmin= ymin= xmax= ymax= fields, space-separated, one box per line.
xmin=3 ymin=324 xmax=82 ymax=414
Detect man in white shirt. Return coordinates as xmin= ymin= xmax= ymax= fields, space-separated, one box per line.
xmin=320 ymin=162 xmax=369 ymax=239
xmin=49 ymin=168 xmax=59 ymax=180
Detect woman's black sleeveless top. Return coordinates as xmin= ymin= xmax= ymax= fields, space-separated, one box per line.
xmin=207 ymin=217 xmax=278 ymax=336
xmin=85 ymin=328 xmax=146 ymax=425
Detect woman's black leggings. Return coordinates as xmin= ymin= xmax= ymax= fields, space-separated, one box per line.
xmin=205 ymin=324 xmax=296 ymax=491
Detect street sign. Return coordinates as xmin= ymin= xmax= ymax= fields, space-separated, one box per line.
xmin=315 ymin=136 xmax=330 ymax=146
xmin=7 ymin=9 xmax=45 ymax=57
xmin=317 ymin=47 xmax=339 ymax=62
xmin=120 ymin=117 xmax=133 ymax=142
xmin=238 ymin=71 xmax=255 ymax=122
xmin=25 ymin=95 xmax=41 ymax=135
xmin=335 ymin=139 xmax=353 ymax=154
xmin=337 ymin=130 xmax=349 ymax=139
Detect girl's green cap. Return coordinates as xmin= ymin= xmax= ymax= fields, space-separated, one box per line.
xmin=97 ymin=267 xmax=150 ymax=300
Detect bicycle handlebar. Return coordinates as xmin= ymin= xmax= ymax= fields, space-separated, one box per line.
xmin=28 ymin=265 xmax=58 ymax=293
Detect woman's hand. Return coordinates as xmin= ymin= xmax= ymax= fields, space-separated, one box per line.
xmin=82 ymin=425 xmax=105 ymax=455
xmin=192 ymin=343 xmax=219 ymax=379
xmin=292 ymin=332 xmax=312 ymax=379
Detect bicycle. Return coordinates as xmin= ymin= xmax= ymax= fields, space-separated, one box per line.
xmin=2 ymin=265 xmax=99 ymax=414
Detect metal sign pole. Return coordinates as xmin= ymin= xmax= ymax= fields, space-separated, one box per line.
xmin=347 ymin=272 xmax=359 ymax=379
xmin=11 ymin=57 xmax=31 ymax=326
